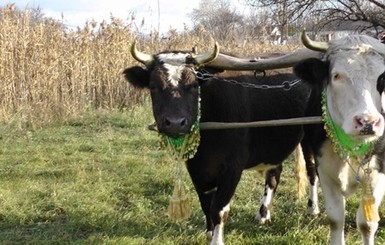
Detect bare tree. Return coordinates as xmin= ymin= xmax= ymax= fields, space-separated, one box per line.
xmin=245 ymin=0 xmax=385 ymax=35
xmin=244 ymin=0 xmax=318 ymax=37
xmin=317 ymin=0 xmax=385 ymax=32
xmin=189 ymin=0 xmax=244 ymax=42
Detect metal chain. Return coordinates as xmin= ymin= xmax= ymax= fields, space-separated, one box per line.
xmin=344 ymin=152 xmax=373 ymax=183
xmin=196 ymin=69 xmax=301 ymax=91
xmin=196 ymin=70 xmax=215 ymax=81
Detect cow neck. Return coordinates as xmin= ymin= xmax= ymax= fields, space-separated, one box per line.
xmin=159 ymin=89 xmax=201 ymax=161
xmin=322 ymin=90 xmax=374 ymax=159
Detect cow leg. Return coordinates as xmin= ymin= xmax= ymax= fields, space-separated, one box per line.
xmin=356 ymin=171 xmax=385 ymax=245
xmin=186 ymin=157 xmax=217 ymax=240
xmin=210 ymin=166 xmax=243 ymax=245
xmin=255 ymin=165 xmax=282 ymax=224
xmin=317 ymin=158 xmax=346 ymax=245
xmin=300 ymin=140 xmax=320 ymax=215
xmin=304 ymin=152 xmax=320 ymax=215
xmin=195 ymin=189 xmax=215 ymax=240
xmin=187 ymin=157 xmax=242 ymax=245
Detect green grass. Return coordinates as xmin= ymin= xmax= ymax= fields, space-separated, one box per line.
xmin=1 ymin=101 xmax=385 ymax=244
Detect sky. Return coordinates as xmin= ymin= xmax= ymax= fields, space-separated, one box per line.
xmin=10 ymin=0 xmax=250 ymax=34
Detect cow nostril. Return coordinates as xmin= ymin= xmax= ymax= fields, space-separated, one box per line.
xmin=163 ymin=117 xmax=188 ymax=130
xmin=180 ymin=118 xmax=187 ymax=127
xmin=164 ymin=118 xmax=171 ymax=127
xmin=354 ymin=116 xmax=363 ymax=128
xmin=354 ymin=114 xmax=384 ymax=135
xmin=375 ymin=118 xmax=382 ymax=127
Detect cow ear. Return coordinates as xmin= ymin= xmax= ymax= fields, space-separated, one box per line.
xmin=123 ymin=66 xmax=150 ymax=88
xmin=294 ymin=58 xmax=329 ymax=85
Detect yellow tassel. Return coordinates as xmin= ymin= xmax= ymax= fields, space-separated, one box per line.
xmin=168 ymin=179 xmax=191 ymax=221
xmin=361 ymin=194 xmax=380 ymax=222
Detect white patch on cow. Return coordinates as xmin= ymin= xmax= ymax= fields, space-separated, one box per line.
xmin=256 ymin=185 xmax=273 ymax=224
xmin=220 ymin=203 xmax=230 ymax=219
xmin=163 ymin=63 xmax=185 ymax=87
xmin=307 ymin=176 xmax=320 ymax=215
xmin=356 ymin=43 xmax=374 ymax=54
xmin=157 ymin=52 xmax=189 ymax=65
xmin=211 ymin=224 xmax=224 ymax=245
xmin=157 ymin=53 xmax=189 ymax=88
xmin=210 ymin=203 xmax=230 ymax=245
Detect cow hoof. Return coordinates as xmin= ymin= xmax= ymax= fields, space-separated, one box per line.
xmin=255 ymin=213 xmax=271 ymax=225
xmin=206 ymin=230 xmax=213 ymax=242
xmin=257 ymin=217 xmax=272 ymax=225
xmin=210 ymin=239 xmax=225 ymax=245
xmin=306 ymin=206 xmax=320 ymax=216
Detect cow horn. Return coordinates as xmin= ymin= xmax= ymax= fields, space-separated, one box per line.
xmin=130 ymin=40 xmax=154 ymax=67
xmin=301 ymin=30 xmax=329 ymax=52
xmin=193 ymin=42 xmax=219 ymax=65
xmin=205 ymin=48 xmax=321 ymax=71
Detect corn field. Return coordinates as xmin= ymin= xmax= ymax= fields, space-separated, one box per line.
xmin=0 ymin=6 xmax=299 ymax=127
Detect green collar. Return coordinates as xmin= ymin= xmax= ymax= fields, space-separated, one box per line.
xmin=322 ymin=90 xmax=374 ymax=158
xmin=159 ymin=119 xmax=200 ymax=160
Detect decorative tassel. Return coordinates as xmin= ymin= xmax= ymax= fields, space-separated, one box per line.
xmin=361 ymin=194 xmax=380 ymax=222
xmin=168 ymin=179 xmax=191 ymax=221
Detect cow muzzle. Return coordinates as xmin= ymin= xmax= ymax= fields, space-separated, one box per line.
xmin=160 ymin=116 xmax=190 ymax=138
xmin=353 ymin=114 xmax=384 ymax=136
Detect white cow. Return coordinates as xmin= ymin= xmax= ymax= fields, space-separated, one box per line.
xmin=294 ymin=31 xmax=385 ymax=245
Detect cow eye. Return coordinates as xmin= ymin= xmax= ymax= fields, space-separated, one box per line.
xmin=333 ymin=73 xmax=341 ymax=81
xmin=377 ymin=72 xmax=385 ymax=93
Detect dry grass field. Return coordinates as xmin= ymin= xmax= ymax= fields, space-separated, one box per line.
xmin=0 ymin=6 xmax=299 ymax=127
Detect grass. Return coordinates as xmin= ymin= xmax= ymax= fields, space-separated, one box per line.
xmin=0 ymin=101 xmax=385 ymax=244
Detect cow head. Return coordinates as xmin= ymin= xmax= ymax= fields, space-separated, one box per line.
xmin=295 ymin=31 xmax=385 ymax=143
xmin=123 ymin=41 xmax=219 ymax=138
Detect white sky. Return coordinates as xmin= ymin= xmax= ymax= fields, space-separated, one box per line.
xmin=10 ymin=0 xmax=250 ymax=34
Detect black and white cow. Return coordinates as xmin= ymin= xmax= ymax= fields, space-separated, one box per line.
xmin=123 ymin=42 xmax=319 ymax=244
xmin=294 ymin=31 xmax=385 ymax=245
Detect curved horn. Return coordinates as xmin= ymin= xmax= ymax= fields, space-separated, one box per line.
xmin=205 ymin=48 xmax=321 ymax=71
xmin=301 ymin=30 xmax=329 ymax=52
xmin=194 ymin=42 xmax=219 ymax=65
xmin=130 ymin=40 xmax=154 ymax=67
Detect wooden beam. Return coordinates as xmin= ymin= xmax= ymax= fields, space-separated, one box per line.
xmin=148 ymin=116 xmax=323 ymax=132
